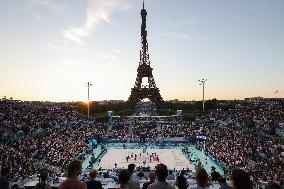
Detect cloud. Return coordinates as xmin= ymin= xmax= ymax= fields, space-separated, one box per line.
xmin=31 ymin=11 xmax=43 ymax=20
xmin=98 ymin=49 xmax=122 ymax=62
xmin=114 ymin=49 xmax=122 ymax=54
xmin=155 ymin=32 xmax=190 ymax=39
xmin=27 ymin=0 xmax=65 ymax=11
xmin=48 ymin=43 xmax=81 ymax=52
xmin=182 ymin=18 xmax=209 ymax=25
xmin=62 ymin=57 xmax=80 ymax=66
xmin=274 ymin=90 xmax=279 ymax=94
xmin=63 ymin=0 xmax=132 ymax=44
xmin=99 ymin=53 xmax=117 ymax=60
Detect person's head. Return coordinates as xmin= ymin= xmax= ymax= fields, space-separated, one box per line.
xmin=218 ymin=177 xmax=227 ymax=186
xmin=265 ymin=181 xmax=281 ymax=189
xmin=148 ymin=171 xmax=156 ymax=183
xmin=118 ymin=169 xmax=130 ymax=186
xmin=11 ymin=184 xmax=19 ymax=189
xmin=195 ymin=167 xmax=208 ymax=187
xmin=67 ymin=160 xmax=82 ymax=177
xmin=39 ymin=171 xmax=48 ymax=182
xmin=211 ymin=166 xmax=216 ymax=171
xmin=180 ymin=170 xmax=187 ymax=176
xmin=232 ymin=169 xmax=253 ymax=189
xmin=0 ymin=166 xmax=10 ymax=178
xmin=176 ymin=176 xmax=187 ymax=189
xmin=155 ymin=163 xmax=168 ymax=182
xmin=128 ymin=164 xmax=136 ymax=174
xmin=280 ymin=179 xmax=284 ymax=187
xmin=89 ymin=169 xmax=97 ymax=179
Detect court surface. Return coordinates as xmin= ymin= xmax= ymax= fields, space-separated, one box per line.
xmin=95 ymin=148 xmax=193 ymax=170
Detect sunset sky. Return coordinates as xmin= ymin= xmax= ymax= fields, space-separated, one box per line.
xmin=0 ymin=0 xmax=283 ymax=102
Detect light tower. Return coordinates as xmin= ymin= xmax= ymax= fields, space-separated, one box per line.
xmin=198 ymin=79 xmax=207 ymax=112
xmin=85 ymin=82 xmax=93 ymax=118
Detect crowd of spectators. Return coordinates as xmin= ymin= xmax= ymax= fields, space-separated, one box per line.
xmin=0 ymin=100 xmax=107 ymax=182
xmin=0 ymin=98 xmax=283 ymax=187
xmin=197 ymin=100 xmax=284 ymax=183
xmin=0 ymin=144 xmax=35 ymax=181
xmin=132 ymin=122 xmax=158 ymax=141
xmin=109 ymin=123 xmax=129 ymax=141
xmin=161 ymin=123 xmax=180 ymax=137
xmin=44 ymin=160 xmax=284 ymax=189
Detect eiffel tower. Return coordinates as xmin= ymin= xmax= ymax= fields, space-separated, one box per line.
xmin=128 ymin=1 xmax=163 ymax=107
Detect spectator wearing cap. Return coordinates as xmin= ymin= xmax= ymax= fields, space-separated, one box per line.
xmin=211 ymin=166 xmax=221 ymax=182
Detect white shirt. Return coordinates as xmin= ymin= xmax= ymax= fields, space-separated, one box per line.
xmin=128 ymin=176 xmax=140 ymax=189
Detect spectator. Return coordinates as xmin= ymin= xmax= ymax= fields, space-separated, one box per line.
xmin=35 ymin=171 xmax=51 ymax=189
xmin=148 ymin=163 xmax=175 ymax=189
xmin=137 ymin=170 xmax=144 ymax=180
xmin=218 ymin=177 xmax=231 ymax=189
xmin=167 ymin=171 xmax=175 ymax=180
xmin=176 ymin=170 xmax=188 ymax=189
xmin=280 ymin=179 xmax=284 ymax=189
xmin=142 ymin=171 xmax=155 ymax=189
xmin=59 ymin=160 xmax=87 ymax=189
xmin=265 ymin=181 xmax=281 ymax=189
xmin=118 ymin=169 xmax=130 ymax=189
xmin=85 ymin=169 xmax=102 ymax=189
xmin=0 ymin=166 xmax=10 ymax=189
xmin=211 ymin=166 xmax=221 ymax=182
xmin=192 ymin=167 xmax=209 ymax=189
xmin=128 ymin=164 xmax=140 ymax=189
xmin=232 ymin=169 xmax=253 ymax=189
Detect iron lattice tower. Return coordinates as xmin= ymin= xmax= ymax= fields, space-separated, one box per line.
xmin=128 ymin=1 xmax=163 ymax=107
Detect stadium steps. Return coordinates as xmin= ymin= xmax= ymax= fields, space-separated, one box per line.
xmin=106 ymin=123 xmax=113 ymax=137
xmin=156 ymin=121 xmax=161 ymax=132
xmin=156 ymin=121 xmax=163 ymax=143
xmin=127 ymin=121 xmax=134 ymax=142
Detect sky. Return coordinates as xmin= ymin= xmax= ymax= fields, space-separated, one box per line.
xmin=0 ymin=0 xmax=284 ymax=102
